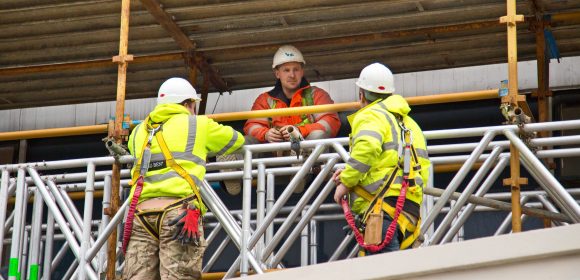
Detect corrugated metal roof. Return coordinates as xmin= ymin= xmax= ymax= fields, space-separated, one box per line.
xmin=0 ymin=0 xmax=579 ymax=110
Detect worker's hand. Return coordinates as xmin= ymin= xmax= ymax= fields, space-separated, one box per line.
xmin=332 ymin=168 xmax=344 ymax=186
xmin=265 ymin=128 xmax=284 ymax=142
xmin=279 ymin=125 xmax=292 ymax=141
xmin=334 ymin=183 xmax=349 ymax=204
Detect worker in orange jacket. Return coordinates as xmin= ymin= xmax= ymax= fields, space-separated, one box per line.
xmin=220 ymin=45 xmax=341 ymax=196
xmin=244 ymin=45 xmax=340 ymax=144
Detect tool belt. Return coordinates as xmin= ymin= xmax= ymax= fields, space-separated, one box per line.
xmin=135 ymin=195 xmax=197 ymax=240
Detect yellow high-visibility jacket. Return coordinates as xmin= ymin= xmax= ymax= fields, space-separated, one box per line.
xmin=339 ymin=95 xmax=430 ymax=217
xmin=128 ymin=104 xmax=245 ymax=208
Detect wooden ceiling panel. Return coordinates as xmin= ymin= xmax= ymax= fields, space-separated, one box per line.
xmin=0 ymin=0 xmax=578 ymax=109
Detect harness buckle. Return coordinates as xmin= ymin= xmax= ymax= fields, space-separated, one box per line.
xmin=139 ymin=125 xmax=162 ymax=176
xmin=147 ymin=125 xmax=162 ymax=145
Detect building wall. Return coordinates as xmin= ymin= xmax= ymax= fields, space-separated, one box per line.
xmin=0 ymin=56 xmax=578 ymax=132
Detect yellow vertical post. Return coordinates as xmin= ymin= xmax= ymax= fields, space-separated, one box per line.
xmin=108 ymin=0 xmax=133 ymax=279
xmin=500 ymin=0 xmax=525 ymax=233
xmin=506 ymin=148 xmax=523 ymax=232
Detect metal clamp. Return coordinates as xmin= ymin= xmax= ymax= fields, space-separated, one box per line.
xmin=147 ymin=125 xmax=163 ymax=145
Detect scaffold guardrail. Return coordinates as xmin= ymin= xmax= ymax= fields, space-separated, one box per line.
xmin=0 ymin=119 xmax=579 ymax=279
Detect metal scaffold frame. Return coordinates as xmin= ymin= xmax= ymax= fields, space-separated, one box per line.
xmin=1 ymin=119 xmax=579 ymax=279
xmin=0 ymin=0 xmax=578 ymax=279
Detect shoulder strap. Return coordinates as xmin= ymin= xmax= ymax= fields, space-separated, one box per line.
xmin=132 ymin=116 xmax=152 ymax=181
xmin=154 ymin=129 xmax=205 ymax=210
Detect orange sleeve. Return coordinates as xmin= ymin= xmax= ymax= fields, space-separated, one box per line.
xmin=297 ymin=88 xmax=341 ymax=138
xmin=244 ymin=93 xmax=271 ymax=143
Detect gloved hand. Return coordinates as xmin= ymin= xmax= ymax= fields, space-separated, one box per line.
xmin=168 ymin=203 xmax=202 ymax=246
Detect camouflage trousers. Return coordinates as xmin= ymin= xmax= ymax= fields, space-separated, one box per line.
xmin=122 ymin=205 xmax=206 ymax=280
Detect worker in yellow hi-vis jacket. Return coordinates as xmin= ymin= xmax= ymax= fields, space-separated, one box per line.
xmin=333 ymin=63 xmax=431 ymax=255
xmin=122 ymin=77 xmax=244 ymax=279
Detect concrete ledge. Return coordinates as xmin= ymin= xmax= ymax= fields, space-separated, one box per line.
xmin=247 ymin=224 xmax=580 ymax=280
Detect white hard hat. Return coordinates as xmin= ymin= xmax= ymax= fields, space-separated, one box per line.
xmin=355 ymin=63 xmax=395 ymax=94
xmin=157 ymin=77 xmax=201 ymax=105
xmin=272 ymin=45 xmax=306 ymax=69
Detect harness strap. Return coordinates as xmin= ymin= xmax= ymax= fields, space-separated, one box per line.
xmin=341 ymin=179 xmax=408 ymax=253
xmin=352 ymin=185 xmax=420 ymax=249
xmin=135 ymin=211 xmax=162 ymax=241
xmin=123 ymin=117 xmax=154 ymax=254
xmin=131 ymin=117 xmax=152 ymax=181
xmin=154 ymin=130 xmax=205 ymax=211
xmin=361 ymin=166 xmax=399 ymax=224
xmin=122 ymin=176 xmax=144 ymax=254
xmin=134 ymin=195 xmax=197 ymax=241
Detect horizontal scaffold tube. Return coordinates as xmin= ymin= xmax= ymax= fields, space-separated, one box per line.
xmin=0 ymin=89 xmax=497 ymax=141
xmin=424 ymin=187 xmax=572 ymax=223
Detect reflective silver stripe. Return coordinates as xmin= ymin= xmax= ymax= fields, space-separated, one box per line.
xmin=216 ymin=127 xmax=239 ymax=156
xmin=382 ymin=141 xmax=398 ymax=151
xmin=415 ymin=176 xmax=423 ymax=187
xmin=393 ymin=176 xmax=423 ymax=186
xmin=247 ymin=124 xmax=263 ymax=136
xmin=149 ymin=152 xmax=206 ymax=167
xmin=394 ymin=176 xmax=404 ymax=185
xmin=154 ymin=115 xmax=205 ymax=166
xmin=145 ymin=115 xmax=206 ymax=166
xmin=347 ymin=157 xmax=371 ymax=173
xmin=353 ymin=130 xmax=382 ymax=144
xmin=372 ymin=104 xmax=399 ymax=154
xmin=267 ymin=97 xmax=276 ymax=108
xmin=362 ymin=180 xmax=384 ymax=194
xmin=351 ymin=193 xmax=359 ymax=201
xmin=415 ymin=148 xmax=429 ymax=160
xmin=144 ymin=171 xmax=179 ymax=183
xmin=317 ymin=119 xmax=333 ymax=133
xmin=144 ymin=171 xmax=203 ymax=186
xmin=132 ymin=123 xmax=142 ymax=155
xmin=313 ymin=113 xmax=324 ymax=121
xmin=185 ymin=115 xmax=197 ymax=154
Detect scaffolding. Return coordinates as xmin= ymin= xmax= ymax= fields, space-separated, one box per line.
xmin=1 ymin=0 xmax=579 ymax=279
xmin=1 ymin=119 xmax=579 ymax=279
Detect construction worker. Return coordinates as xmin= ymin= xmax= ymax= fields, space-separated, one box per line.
xmin=122 ymin=77 xmax=244 ymax=279
xmin=333 ymin=63 xmax=430 ymax=255
xmin=244 ymin=45 xmax=340 ymax=145
xmin=219 ymin=45 xmax=341 ymax=195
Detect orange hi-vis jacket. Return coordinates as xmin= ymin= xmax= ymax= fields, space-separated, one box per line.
xmin=244 ymin=80 xmax=340 ymax=142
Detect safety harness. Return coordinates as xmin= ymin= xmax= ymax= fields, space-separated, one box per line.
xmin=267 ymin=86 xmax=315 ymax=127
xmin=122 ymin=117 xmax=205 ymax=254
xmin=341 ymin=118 xmax=422 ymax=253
